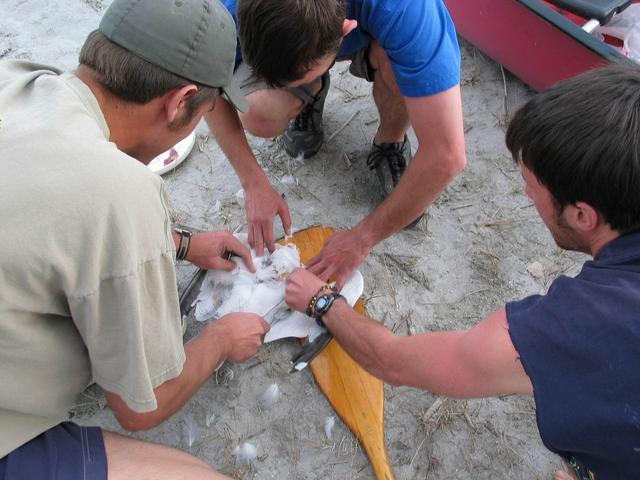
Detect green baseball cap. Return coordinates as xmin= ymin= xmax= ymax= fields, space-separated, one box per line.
xmin=99 ymin=0 xmax=248 ymax=112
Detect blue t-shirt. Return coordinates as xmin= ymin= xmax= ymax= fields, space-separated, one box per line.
xmin=221 ymin=0 xmax=460 ymax=97
xmin=506 ymin=233 xmax=640 ymax=479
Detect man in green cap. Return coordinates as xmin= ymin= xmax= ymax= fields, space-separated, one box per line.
xmin=0 ymin=0 xmax=267 ymax=478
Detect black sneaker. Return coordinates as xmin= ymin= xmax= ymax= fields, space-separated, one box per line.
xmin=366 ymin=135 xmax=412 ymax=197
xmin=282 ymin=72 xmax=330 ymax=158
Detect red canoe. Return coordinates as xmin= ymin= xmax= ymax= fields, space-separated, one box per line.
xmin=445 ymin=0 xmax=639 ymax=90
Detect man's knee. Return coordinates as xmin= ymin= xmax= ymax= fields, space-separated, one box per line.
xmin=103 ymin=431 xmax=230 ymax=480
xmin=239 ymin=89 xmax=304 ymax=138
xmin=239 ymin=109 xmax=289 ymax=138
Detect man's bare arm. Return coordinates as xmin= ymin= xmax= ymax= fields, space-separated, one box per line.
xmin=171 ymin=229 xmax=256 ymax=272
xmin=286 ymin=269 xmax=532 ymax=398
xmin=308 ymin=86 xmax=466 ymax=288
xmin=361 ymin=86 xmax=466 ymax=241
xmin=204 ymin=98 xmax=291 ymax=255
xmin=325 ymin=303 xmax=531 ymax=398
xmin=103 ymin=313 xmax=269 ymax=431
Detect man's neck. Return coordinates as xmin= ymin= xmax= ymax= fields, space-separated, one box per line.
xmin=589 ymin=227 xmax=619 ymax=257
xmin=73 ymin=66 xmax=155 ymax=162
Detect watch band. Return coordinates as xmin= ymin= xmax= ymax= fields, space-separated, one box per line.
xmin=306 ymin=284 xmax=337 ymax=317
xmin=312 ymin=292 xmax=346 ymax=327
xmin=174 ymin=228 xmax=192 ymax=261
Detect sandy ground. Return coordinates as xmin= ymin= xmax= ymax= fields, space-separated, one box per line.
xmin=2 ymin=1 xmax=590 ymax=478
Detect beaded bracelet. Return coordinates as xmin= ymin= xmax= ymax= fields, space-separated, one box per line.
xmin=306 ymin=283 xmax=337 ymax=317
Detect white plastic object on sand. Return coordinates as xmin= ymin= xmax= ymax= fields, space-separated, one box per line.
xmin=148 ymin=130 xmax=196 ymax=175
xmin=595 ymin=5 xmax=640 ymax=62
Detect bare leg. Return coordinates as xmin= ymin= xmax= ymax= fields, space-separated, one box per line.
xmin=238 ymin=77 xmax=323 ymax=138
xmin=367 ymin=41 xmax=410 ymax=144
xmin=103 ymin=431 xmax=230 ymax=480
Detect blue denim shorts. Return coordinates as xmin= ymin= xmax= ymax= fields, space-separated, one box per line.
xmin=0 ymin=422 xmax=107 ymax=480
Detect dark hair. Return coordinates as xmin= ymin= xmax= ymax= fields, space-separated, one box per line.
xmin=79 ymin=30 xmax=219 ymax=117
xmin=506 ymin=64 xmax=640 ymax=235
xmin=237 ymin=0 xmax=345 ymax=87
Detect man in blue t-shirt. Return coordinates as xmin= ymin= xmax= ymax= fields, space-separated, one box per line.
xmin=206 ymin=0 xmax=466 ymax=289
xmin=285 ymin=65 xmax=640 ymax=479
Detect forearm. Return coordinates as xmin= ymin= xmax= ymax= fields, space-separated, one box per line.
xmin=151 ymin=324 xmax=228 ymax=417
xmin=324 ymin=302 xmax=530 ymax=398
xmin=356 ymin=146 xmax=462 ymax=246
xmin=107 ymin=323 xmax=229 ymax=430
xmin=322 ymin=301 xmax=476 ymax=397
xmin=321 ymin=300 xmax=400 ymax=382
xmin=356 ymin=87 xmax=466 ymax=246
xmin=381 ymin=332 xmax=479 ymax=396
xmin=204 ymin=99 xmax=269 ymax=190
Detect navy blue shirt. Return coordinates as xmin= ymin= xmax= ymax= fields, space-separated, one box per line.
xmin=221 ymin=0 xmax=460 ymax=97
xmin=507 ymin=233 xmax=640 ymax=479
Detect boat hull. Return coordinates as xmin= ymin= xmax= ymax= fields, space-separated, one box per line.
xmin=445 ymin=0 xmax=635 ymax=90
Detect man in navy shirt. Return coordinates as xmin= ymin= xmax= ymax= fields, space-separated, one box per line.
xmin=206 ymin=0 xmax=466 ymax=290
xmin=286 ymin=65 xmax=640 ymax=479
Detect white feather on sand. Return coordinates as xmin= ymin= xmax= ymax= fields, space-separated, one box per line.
xmin=233 ymin=442 xmax=258 ymax=466
xmin=325 ymin=415 xmax=336 ymax=440
xmin=183 ymin=415 xmax=199 ymax=448
xmin=205 ymin=412 xmax=216 ymax=427
xmin=258 ymin=383 xmax=281 ymax=410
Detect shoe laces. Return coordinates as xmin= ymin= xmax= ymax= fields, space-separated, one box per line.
xmin=366 ymin=140 xmax=407 ymax=184
xmin=293 ymin=101 xmax=321 ymax=132
xmin=292 ymin=76 xmax=327 ymax=132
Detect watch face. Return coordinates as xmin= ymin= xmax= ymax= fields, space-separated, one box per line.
xmin=316 ymin=297 xmax=329 ymax=310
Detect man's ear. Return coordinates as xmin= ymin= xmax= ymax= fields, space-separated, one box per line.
xmin=567 ymin=201 xmax=601 ymax=233
xmin=341 ymin=19 xmax=357 ymax=37
xmin=164 ymin=84 xmax=198 ymax=123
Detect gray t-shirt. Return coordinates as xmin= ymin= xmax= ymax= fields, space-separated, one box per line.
xmin=0 ymin=60 xmax=185 ymax=457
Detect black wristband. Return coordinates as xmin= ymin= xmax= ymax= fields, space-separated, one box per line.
xmin=174 ymin=228 xmax=192 ymax=261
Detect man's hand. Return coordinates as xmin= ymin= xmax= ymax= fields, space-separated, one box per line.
xmin=245 ymin=181 xmax=292 ymax=256
xmin=186 ymin=231 xmax=255 ymax=272
xmin=306 ymin=228 xmax=371 ymax=290
xmin=204 ymin=95 xmax=292 ymax=256
xmin=285 ymin=268 xmax=325 ymax=313
xmin=104 ymin=311 xmax=270 ymax=431
xmin=213 ymin=312 xmax=270 ymax=363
